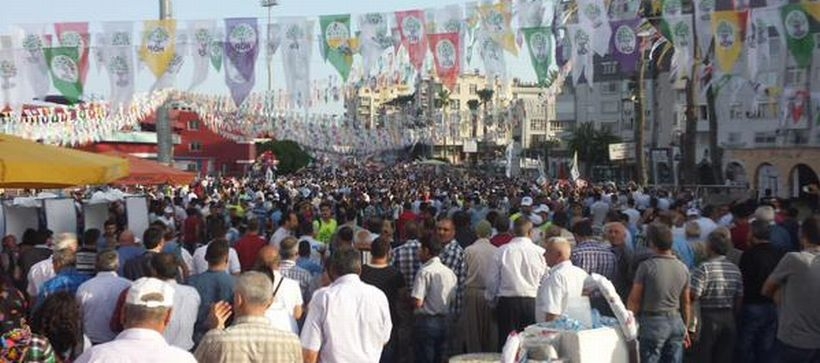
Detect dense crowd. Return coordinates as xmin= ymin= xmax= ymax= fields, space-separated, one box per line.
xmin=1 ymin=163 xmax=819 ymax=363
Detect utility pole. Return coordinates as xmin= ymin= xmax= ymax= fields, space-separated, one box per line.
xmin=156 ymin=0 xmax=174 ymax=165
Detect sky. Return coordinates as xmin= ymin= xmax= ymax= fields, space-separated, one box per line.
xmin=1 ymin=0 xmax=537 ymax=113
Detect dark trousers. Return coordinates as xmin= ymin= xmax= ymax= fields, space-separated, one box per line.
xmin=496 ymin=297 xmax=535 ymax=351
xmin=687 ymin=308 xmax=736 ymax=363
xmin=778 ymin=341 xmax=820 ymax=363
xmin=736 ymin=303 xmax=777 ymax=363
xmin=414 ymin=315 xmax=448 ymax=363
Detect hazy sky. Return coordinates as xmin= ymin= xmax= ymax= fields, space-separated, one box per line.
xmin=2 ymin=0 xmax=537 ymax=111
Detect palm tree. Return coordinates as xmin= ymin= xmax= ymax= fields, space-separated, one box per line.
xmin=567 ymin=122 xmax=621 ymax=177
xmin=435 ymin=89 xmax=452 ymax=161
xmin=477 ymin=88 xmax=494 ymax=138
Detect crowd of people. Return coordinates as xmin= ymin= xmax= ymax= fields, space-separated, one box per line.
xmin=1 ymin=162 xmax=819 ymax=363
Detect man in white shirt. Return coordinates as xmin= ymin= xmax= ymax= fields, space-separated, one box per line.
xmin=536 ymin=237 xmax=589 ymax=323
xmin=76 ymin=250 xmax=132 ymax=344
xmin=27 ymin=233 xmax=78 ymax=298
xmin=192 ymin=238 xmax=241 ymax=275
xmin=486 ymin=218 xmax=547 ymax=350
xmin=151 ymin=252 xmax=201 ymax=350
xmin=256 ymin=246 xmax=303 ymax=334
xmin=270 ymin=211 xmax=299 ymax=249
xmin=412 ymin=237 xmax=458 ymax=363
xmin=590 ymin=194 xmax=611 ymax=228
xmin=75 ymin=277 xmax=197 ymax=363
xmin=461 ymin=221 xmax=498 ymax=352
xmin=301 ymin=248 xmax=392 ymax=363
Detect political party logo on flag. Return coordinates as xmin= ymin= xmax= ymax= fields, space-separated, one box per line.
xmin=402 ymin=15 xmax=424 ymax=44
xmin=782 ymin=4 xmax=814 ymax=68
xmin=615 ymin=25 xmax=637 ymax=54
xmin=45 ymin=47 xmax=83 ymax=103
xmin=59 ymin=31 xmax=85 ymax=49
xmin=22 ymin=34 xmax=44 ymax=60
xmin=140 ymin=20 xmax=177 ymax=79
xmin=663 ymin=0 xmax=683 ymax=16
xmin=107 ymin=54 xmax=130 ymax=87
xmin=111 ymin=31 xmax=131 ymax=46
xmin=194 ymin=28 xmax=212 ymax=57
xmin=784 ymin=8 xmax=809 ymax=39
xmin=435 ymin=39 xmax=457 ymax=70
xmin=210 ymin=39 xmax=223 ymax=71
xmin=228 ymin=23 xmax=257 ymax=54
xmin=522 ymin=26 xmax=552 ymax=86
xmin=582 ymin=3 xmax=605 ymax=27
xmin=575 ymin=29 xmax=591 ymax=55
xmin=1 ymin=58 xmax=18 ymax=92
xmin=716 ymin=20 xmax=737 ymax=48
xmin=673 ymin=21 xmax=692 ymax=47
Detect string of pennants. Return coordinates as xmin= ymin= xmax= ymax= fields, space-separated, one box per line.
xmin=0 ymin=0 xmax=818 ymax=148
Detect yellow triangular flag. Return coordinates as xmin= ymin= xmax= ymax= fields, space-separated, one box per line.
xmin=139 ymin=19 xmax=177 ymax=79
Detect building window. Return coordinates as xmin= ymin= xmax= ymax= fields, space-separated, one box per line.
xmin=601 ymin=82 xmax=618 ymax=95
xmin=186 ymin=163 xmax=199 ymax=172
xmin=601 ymin=101 xmax=619 ymax=113
xmin=451 ymin=99 xmax=460 ymax=110
xmin=753 ymin=132 xmax=776 ymax=145
xmin=530 ymin=119 xmax=547 ymax=131
xmin=699 ymin=105 xmax=708 ymax=120
xmin=187 ymin=120 xmax=200 ymax=131
xmin=601 ymin=122 xmax=617 ymax=133
xmin=455 ymin=84 xmax=461 ymax=94
xmin=785 ymin=67 xmax=806 ymax=86
xmin=189 ymin=142 xmax=203 ymax=152
xmin=727 ymin=132 xmax=742 ymax=144
xmin=601 ymin=61 xmax=618 ymax=75
xmin=469 ymin=84 xmax=477 ymax=95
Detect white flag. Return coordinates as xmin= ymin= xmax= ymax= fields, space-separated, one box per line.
xmin=358 ymin=13 xmax=390 ymax=77
xmin=0 ymin=47 xmax=24 ymax=115
xmin=101 ymin=21 xmax=135 ymax=109
xmin=12 ymin=24 xmax=50 ymax=102
xmin=281 ymin=18 xmax=313 ymax=108
xmin=570 ymin=151 xmax=580 ymax=181
xmin=188 ymin=20 xmax=216 ymax=90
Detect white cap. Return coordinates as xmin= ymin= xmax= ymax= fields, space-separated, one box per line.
xmin=686 ymin=208 xmax=701 ymax=217
xmin=126 ymin=278 xmax=175 ymax=308
xmin=521 ymin=196 xmax=534 ymax=207
xmin=534 ymin=204 xmax=551 ymax=214
xmin=755 ymin=205 xmax=775 ymax=224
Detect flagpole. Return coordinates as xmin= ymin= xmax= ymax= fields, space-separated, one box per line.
xmin=156 ymin=0 xmax=174 ymax=165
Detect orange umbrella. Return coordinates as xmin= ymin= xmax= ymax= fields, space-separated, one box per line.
xmin=104 ymin=152 xmax=196 ymax=186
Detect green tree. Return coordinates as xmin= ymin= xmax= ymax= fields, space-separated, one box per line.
xmin=566 ymin=122 xmax=621 ymax=176
xmin=256 ymin=139 xmax=312 ymax=174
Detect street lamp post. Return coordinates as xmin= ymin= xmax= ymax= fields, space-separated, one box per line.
xmin=156 ymin=0 xmax=174 ymax=165
xmin=261 ymin=0 xmax=278 ymax=91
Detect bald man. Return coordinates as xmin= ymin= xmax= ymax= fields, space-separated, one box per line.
xmin=535 ymin=237 xmax=588 ymax=323
xmin=116 ymin=230 xmax=145 ymax=276
xmin=605 ymin=222 xmax=635 ymax=299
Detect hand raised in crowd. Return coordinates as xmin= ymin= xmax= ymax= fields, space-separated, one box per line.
xmin=208 ymin=300 xmax=233 ymax=330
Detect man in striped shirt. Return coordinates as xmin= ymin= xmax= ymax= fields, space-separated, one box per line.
xmin=688 ymin=231 xmax=743 ymax=363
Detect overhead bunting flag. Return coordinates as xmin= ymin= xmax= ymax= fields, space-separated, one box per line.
xmin=153 ymin=33 xmax=187 ymax=91
xmin=805 ymin=2 xmax=820 ymax=22
xmin=101 ymin=21 xmax=135 ymax=109
xmin=577 ymin=0 xmax=612 ymax=56
xmin=357 ymin=13 xmax=390 ymax=76
xmin=663 ymin=15 xmax=694 ymax=79
xmin=610 ymin=0 xmax=641 ymax=21
xmin=516 ymin=0 xmax=545 ymax=28
xmin=662 ymin=0 xmax=683 ymax=16
xmin=0 ymin=48 xmax=23 ymax=112
xmin=320 ymin=14 xmax=354 ymax=81
xmin=435 ymin=5 xmax=464 ymax=73
xmin=395 ymin=10 xmax=428 ymax=72
xmin=712 ymin=10 xmax=747 ymax=73
xmin=210 ymin=29 xmax=224 ymax=72
xmin=428 ymin=32 xmax=461 ymax=91
xmin=781 ymin=4 xmax=814 ymax=68
xmin=224 ymin=18 xmax=259 ymax=107
xmin=139 ymin=19 xmax=177 ymax=79
xmin=694 ymin=0 xmax=716 ymax=58
xmin=521 ymin=26 xmax=553 ymax=86
xmin=610 ymin=19 xmax=641 ymax=74
xmin=281 ymin=18 xmax=314 ymax=108
xmin=188 ymin=20 xmax=215 ymax=90
xmin=44 ymin=47 xmax=83 ymax=103
xmin=568 ymin=24 xmax=594 ymax=86
xmin=12 ymin=24 xmax=51 ymax=101
xmin=477 ymin=28 xmax=507 ymax=83
xmin=54 ymin=22 xmax=90 ymax=85
xmin=478 ymin=2 xmax=518 ymax=55
xmin=746 ymin=8 xmax=782 ymax=84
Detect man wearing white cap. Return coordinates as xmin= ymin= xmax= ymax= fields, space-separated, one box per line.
xmin=510 ymin=196 xmax=534 ymax=224
xmin=75 ymin=277 xmax=196 ymax=363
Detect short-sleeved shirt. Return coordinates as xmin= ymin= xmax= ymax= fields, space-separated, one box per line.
xmin=739 ymin=243 xmax=784 ymax=305
xmin=634 ymin=255 xmax=689 ymax=313
xmin=361 ymin=264 xmax=405 ymax=321
xmin=690 ymin=256 xmax=743 ymax=309
xmin=535 ymin=261 xmax=589 ymax=322
xmin=411 ymin=257 xmax=457 ymax=316
xmin=767 ymin=250 xmax=820 ymax=349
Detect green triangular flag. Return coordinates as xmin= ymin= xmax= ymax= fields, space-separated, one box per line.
xmin=320 ymin=14 xmax=353 ymax=81
xmin=210 ymin=40 xmax=223 ymax=72
xmin=43 ymin=46 xmax=83 ymax=104
xmin=782 ymin=4 xmax=815 ymax=68
xmin=521 ymin=27 xmax=553 ymax=86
